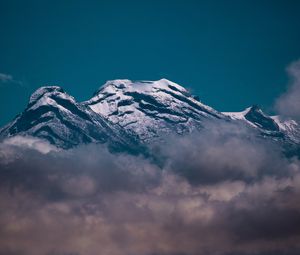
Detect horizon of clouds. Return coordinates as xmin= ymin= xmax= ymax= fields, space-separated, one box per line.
xmin=0 ymin=119 xmax=300 ymax=255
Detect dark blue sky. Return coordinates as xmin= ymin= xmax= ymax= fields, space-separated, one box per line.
xmin=1 ymin=0 xmax=300 ymax=126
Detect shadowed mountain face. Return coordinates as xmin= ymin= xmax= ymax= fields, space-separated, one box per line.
xmin=244 ymin=105 xmax=280 ymax=132
xmin=1 ymin=79 xmax=300 ymax=154
xmin=0 ymin=86 xmax=140 ymax=151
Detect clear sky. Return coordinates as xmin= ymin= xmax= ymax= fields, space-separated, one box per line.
xmin=1 ymin=0 xmax=300 ymax=126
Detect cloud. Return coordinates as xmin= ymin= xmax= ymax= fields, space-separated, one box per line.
xmin=158 ymin=120 xmax=292 ymax=184
xmin=0 ymin=73 xmax=13 ymax=83
xmin=0 ymin=141 xmax=161 ymax=199
xmin=0 ymin=126 xmax=300 ymax=255
xmin=3 ymin=136 xmax=59 ymax=154
xmin=0 ymin=72 xmax=23 ymax=86
xmin=276 ymin=60 xmax=300 ymax=121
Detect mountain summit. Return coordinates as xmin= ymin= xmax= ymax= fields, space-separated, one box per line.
xmin=84 ymin=79 xmax=223 ymax=141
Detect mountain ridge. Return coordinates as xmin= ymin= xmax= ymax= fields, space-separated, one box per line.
xmin=1 ymin=79 xmax=299 ymax=155
xmin=0 ymin=85 xmax=141 ymax=152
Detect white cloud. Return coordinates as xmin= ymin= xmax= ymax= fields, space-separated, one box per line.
xmin=0 ymin=73 xmax=13 ymax=83
xmin=0 ymin=72 xmax=23 ymax=86
xmin=3 ymin=135 xmax=59 ymax=154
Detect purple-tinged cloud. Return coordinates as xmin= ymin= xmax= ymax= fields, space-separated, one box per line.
xmin=0 ymin=121 xmax=300 ymax=255
xmin=276 ymin=60 xmax=300 ymax=121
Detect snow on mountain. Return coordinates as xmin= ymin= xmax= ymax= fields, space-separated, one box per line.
xmin=0 ymin=86 xmax=140 ymax=150
xmin=223 ymin=105 xmax=280 ymax=132
xmin=0 ymin=79 xmax=299 ymax=154
xmin=84 ymin=79 xmax=224 ymax=141
xmin=223 ymin=105 xmax=300 ymax=146
xmin=271 ymin=115 xmax=300 ymax=143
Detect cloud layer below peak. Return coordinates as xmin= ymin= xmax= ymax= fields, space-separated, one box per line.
xmin=0 ymin=119 xmax=300 ymax=255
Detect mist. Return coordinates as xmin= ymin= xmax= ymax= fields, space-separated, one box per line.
xmin=0 ymin=118 xmax=300 ymax=255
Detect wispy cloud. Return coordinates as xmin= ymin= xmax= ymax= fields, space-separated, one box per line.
xmin=0 ymin=72 xmax=23 ymax=86
xmin=0 ymin=73 xmax=13 ymax=83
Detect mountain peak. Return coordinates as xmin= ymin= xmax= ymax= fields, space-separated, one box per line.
xmin=27 ymin=86 xmax=76 ymax=109
xmin=223 ymin=105 xmax=280 ymax=132
xmin=244 ymin=105 xmax=280 ymax=131
xmin=99 ymin=79 xmax=132 ymax=91
xmin=30 ymin=86 xmax=64 ymax=101
xmin=246 ymin=105 xmax=264 ymax=114
xmin=244 ymin=105 xmax=268 ymax=120
xmin=85 ymin=78 xmax=222 ymax=141
xmin=1 ymin=84 xmax=141 ymax=150
xmin=93 ymin=79 xmax=189 ymax=96
xmin=28 ymin=86 xmax=71 ymax=107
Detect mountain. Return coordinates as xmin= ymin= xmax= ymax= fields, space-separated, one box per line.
xmin=223 ymin=105 xmax=300 ymax=156
xmin=0 ymin=86 xmax=140 ymax=151
xmin=84 ymin=79 xmax=224 ymax=142
xmin=223 ymin=105 xmax=300 ymax=142
xmin=0 ymin=79 xmax=299 ymax=155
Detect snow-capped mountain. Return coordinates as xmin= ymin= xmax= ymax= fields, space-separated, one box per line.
xmin=223 ymin=105 xmax=300 ymax=143
xmin=84 ymin=79 xmax=223 ymax=142
xmin=223 ymin=105 xmax=280 ymax=131
xmin=0 ymin=79 xmax=299 ymax=154
xmin=0 ymin=86 xmax=140 ymax=151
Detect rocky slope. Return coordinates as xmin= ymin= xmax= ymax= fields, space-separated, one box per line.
xmin=223 ymin=105 xmax=300 ymax=142
xmin=84 ymin=79 xmax=224 ymax=142
xmin=0 ymin=79 xmax=299 ymax=154
xmin=0 ymin=86 xmax=140 ymax=151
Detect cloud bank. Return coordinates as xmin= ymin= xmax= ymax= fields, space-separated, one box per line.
xmin=276 ymin=60 xmax=300 ymax=121
xmin=0 ymin=119 xmax=300 ymax=255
